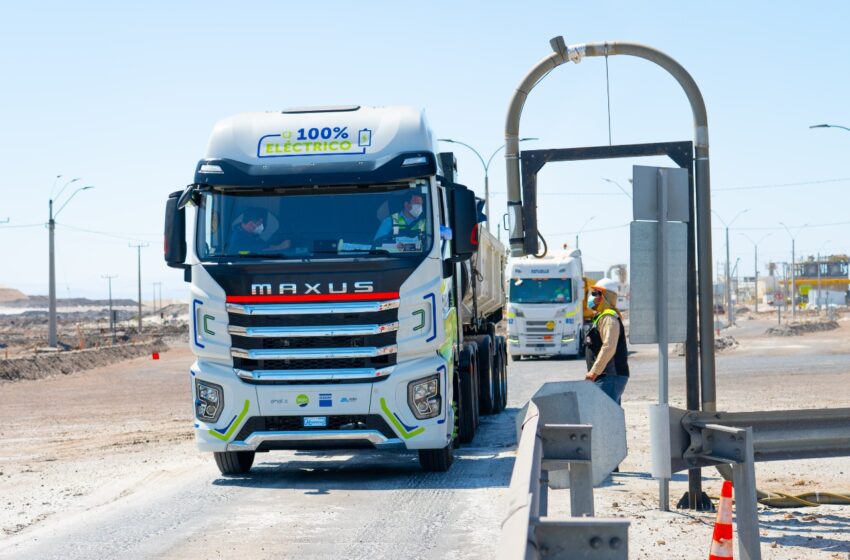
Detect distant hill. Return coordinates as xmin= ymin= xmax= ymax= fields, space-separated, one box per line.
xmin=0 ymin=287 xmax=27 ymax=303
xmin=0 ymin=290 xmax=137 ymax=308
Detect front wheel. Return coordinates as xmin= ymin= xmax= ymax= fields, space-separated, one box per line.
xmin=214 ymin=451 xmax=255 ymax=475
xmin=418 ymin=445 xmax=454 ymax=472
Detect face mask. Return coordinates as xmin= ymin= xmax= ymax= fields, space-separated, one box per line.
xmin=252 ymin=223 xmax=265 ymax=235
xmin=409 ymin=204 xmax=423 ymax=218
xmin=587 ymin=295 xmax=598 ymax=310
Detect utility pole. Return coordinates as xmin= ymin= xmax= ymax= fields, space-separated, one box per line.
xmin=153 ymin=281 xmax=162 ymax=322
xmin=102 ymin=274 xmax=117 ymax=343
xmin=129 ymin=243 xmax=149 ymax=334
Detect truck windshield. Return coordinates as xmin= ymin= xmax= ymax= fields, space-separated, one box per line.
xmin=509 ymin=278 xmax=572 ymax=304
xmin=196 ymin=183 xmax=433 ymax=260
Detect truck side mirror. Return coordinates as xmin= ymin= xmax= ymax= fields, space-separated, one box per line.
xmin=450 ymin=186 xmax=479 ymax=261
xmin=164 ymin=190 xmax=187 ymax=269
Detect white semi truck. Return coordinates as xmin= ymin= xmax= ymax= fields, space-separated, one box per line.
xmin=164 ymin=105 xmax=507 ymax=474
xmin=507 ymin=250 xmax=585 ymax=360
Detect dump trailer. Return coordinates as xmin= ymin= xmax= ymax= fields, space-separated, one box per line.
xmin=163 ymin=105 xmax=508 ymax=474
xmin=506 ymin=250 xmax=585 ymax=359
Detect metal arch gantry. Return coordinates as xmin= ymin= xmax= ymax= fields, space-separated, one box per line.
xmin=503 ymin=37 xmax=715 ymax=509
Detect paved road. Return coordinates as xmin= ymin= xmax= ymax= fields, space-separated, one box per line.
xmin=2 ymin=318 xmax=848 ymax=559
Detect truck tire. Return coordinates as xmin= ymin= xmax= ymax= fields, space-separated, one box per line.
xmin=418 ymin=444 xmax=454 ymax=472
xmin=468 ymin=342 xmax=481 ymax=431
xmin=491 ymin=337 xmax=505 ymax=413
xmin=457 ymin=343 xmax=477 ymax=444
xmin=471 ymin=335 xmax=496 ymax=415
xmin=499 ymin=336 xmax=508 ymax=411
xmin=213 ymin=451 xmax=255 ymax=475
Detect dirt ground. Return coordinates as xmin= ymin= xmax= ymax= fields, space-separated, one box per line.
xmin=0 ymin=315 xmax=848 ymax=558
xmin=546 ymin=313 xmax=850 ymax=559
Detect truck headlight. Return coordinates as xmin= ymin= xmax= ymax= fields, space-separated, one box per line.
xmin=195 ymin=379 xmax=223 ymax=423
xmin=408 ymin=374 xmax=441 ymax=420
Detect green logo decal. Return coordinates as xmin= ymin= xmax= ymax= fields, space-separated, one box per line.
xmin=296 ymin=394 xmax=309 ymax=408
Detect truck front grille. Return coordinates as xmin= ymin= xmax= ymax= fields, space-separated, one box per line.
xmin=227 ymin=299 xmax=399 ymax=380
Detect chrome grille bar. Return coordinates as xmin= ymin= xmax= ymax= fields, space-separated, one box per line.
xmin=231 ymin=345 xmax=398 ymax=360
xmin=228 ymin=322 xmax=399 ymax=338
xmin=227 ymin=299 xmax=400 ymax=316
xmin=235 ymin=366 xmax=393 ymax=382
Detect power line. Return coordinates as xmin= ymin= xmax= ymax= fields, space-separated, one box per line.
xmin=56 ymin=223 xmax=159 ymax=243
xmin=715 ymin=177 xmax=850 ymax=192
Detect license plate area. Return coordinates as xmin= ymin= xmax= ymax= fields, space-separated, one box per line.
xmin=303 ymin=416 xmax=328 ymax=428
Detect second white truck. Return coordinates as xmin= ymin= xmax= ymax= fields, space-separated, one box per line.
xmin=507 ymin=250 xmax=585 ymax=360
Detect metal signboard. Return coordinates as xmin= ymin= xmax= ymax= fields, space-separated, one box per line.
xmin=632 ymin=166 xmax=689 ymax=223
xmin=629 ymin=221 xmax=688 ymax=343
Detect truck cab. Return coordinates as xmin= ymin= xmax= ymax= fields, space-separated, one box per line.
xmin=506 ymin=251 xmax=585 ymax=359
xmin=164 ymin=105 xmax=506 ymax=474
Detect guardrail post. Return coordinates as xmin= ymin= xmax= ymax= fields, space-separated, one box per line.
xmin=731 ymin=427 xmax=761 ymax=560
xmin=539 ymin=424 xmax=594 ymax=517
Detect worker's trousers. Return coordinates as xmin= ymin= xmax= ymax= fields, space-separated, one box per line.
xmin=594 ymin=374 xmax=629 ymax=406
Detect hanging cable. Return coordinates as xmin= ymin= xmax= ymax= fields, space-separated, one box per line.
xmin=605 ymin=55 xmax=612 ymax=146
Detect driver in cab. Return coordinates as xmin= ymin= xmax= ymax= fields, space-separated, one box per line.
xmin=373 ymin=191 xmax=426 ymax=251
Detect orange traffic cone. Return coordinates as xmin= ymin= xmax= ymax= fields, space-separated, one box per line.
xmin=708 ymin=480 xmax=734 ymax=560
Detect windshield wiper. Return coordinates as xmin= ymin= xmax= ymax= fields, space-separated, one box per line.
xmin=227 ymin=253 xmax=291 ymax=259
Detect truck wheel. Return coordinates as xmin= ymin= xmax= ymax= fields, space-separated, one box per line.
xmin=472 ymin=335 xmax=496 ymax=415
xmin=468 ymin=342 xmax=481 ymax=431
xmin=418 ymin=445 xmax=454 ymax=472
xmin=499 ymin=336 xmax=509 ymax=411
xmin=492 ymin=337 xmax=505 ymax=413
xmin=213 ymin=451 xmax=255 ymax=475
xmin=457 ymin=344 xmax=477 ymax=444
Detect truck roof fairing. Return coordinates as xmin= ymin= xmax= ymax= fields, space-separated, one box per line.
xmin=194 ymin=105 xmax=437 ymax=187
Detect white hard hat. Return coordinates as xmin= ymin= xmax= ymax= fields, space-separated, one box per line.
xmin=592 ymin=277 xmax=620 ymax=296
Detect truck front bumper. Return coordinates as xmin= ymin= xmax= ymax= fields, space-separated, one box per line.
xmin=192 ymin=354 xmax=453 ymax=453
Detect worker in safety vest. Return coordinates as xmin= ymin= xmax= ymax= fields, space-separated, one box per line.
xmin=584 ymin=277 xmax=630 ymax=405
xmin=374 ymin=191 xmax=426 ymax=246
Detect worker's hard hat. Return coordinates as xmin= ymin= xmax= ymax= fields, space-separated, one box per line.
xmin=592 ymin=277 xmax=620 ymax=296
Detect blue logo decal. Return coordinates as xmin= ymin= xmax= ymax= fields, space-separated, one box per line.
xmin=319 ymin=393 xmax=332 ymax=407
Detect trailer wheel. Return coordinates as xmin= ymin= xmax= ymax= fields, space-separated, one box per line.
xmin=418 ymin=444 xmax=454 ymax=472
xmin=472 ymin=335 xmax=496 ymax=415
xmin=457 ymin=344 xmax=477 ymax=444
xmin=498 ymin=336 xmax=508 ymax=411
xmin=213 ymin=451 xmax=255 ymax=475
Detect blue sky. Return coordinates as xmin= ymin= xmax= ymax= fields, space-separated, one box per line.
xmin=1 ymin=1 xmax=849 ymax=299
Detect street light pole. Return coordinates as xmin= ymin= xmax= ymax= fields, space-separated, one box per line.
xmin=816 ymin=240 xmax=830 ymax=314
xmin=575 ymin=215 xmax=596 ymax=249
xmin=809 ymin=123 xmax=850 ymax=133
xmin=714 ymin=209 xmax=749 ymax=327
xmin=48 ymin=179 xmax=92 ymax=347
xmin=740 ymin=233 xmax=771 ymax=314
xmin=129 ymin=243 xmax=149 ymax=334
xmin=780 ymin=222 xmax=808 ymax=323
xmin=438 ymin=137 xmax=538 ymax=232
xmin=601 ymin=177 xmax=633 ymax=199
xmin=103 ymin=274 xmax=117 ymax=343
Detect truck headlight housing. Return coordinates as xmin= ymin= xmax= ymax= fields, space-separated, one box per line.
xmin=195 ymin=379 xmax=223 ymax=423
xmin=407 ymin=374 xmax=441 ymax=420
